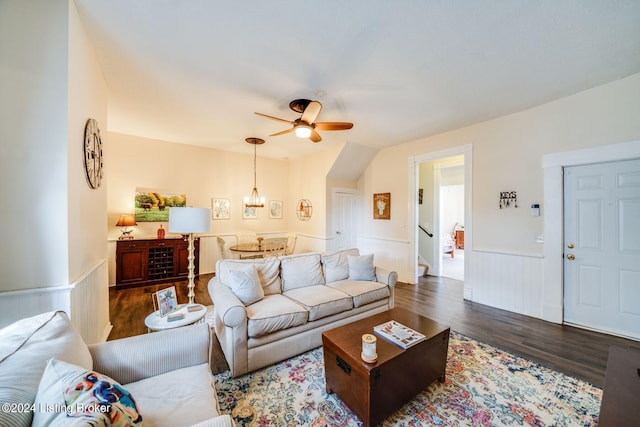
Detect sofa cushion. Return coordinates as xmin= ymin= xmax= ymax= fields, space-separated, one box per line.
xmin=246 ymin=294 xmax=309 ymax=338
xmin=284 ymin=286 xmax=353 ymax=321
xmin=124 ymin=363 xmax=220 ymax=426
xmin=217 ymin=257 xmax=281 ymax=295
xmin=348 ymin=254 xmax=376 ymax=281
xmin=327 ymin=280 xmax=390 ymax=308
xmin=0 ymin=311 xmax=93 ymax=427
xmin=227 ymin=264 xmax=264 ymax=306
xmin=322 ymin=248 xmax=360 ymax=283
xmin=280 ymin=253 xmax=325 ymax=291
xmin=32 ymin=358 xmax=142 ymax=426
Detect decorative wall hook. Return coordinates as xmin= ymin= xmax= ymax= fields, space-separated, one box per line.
xmin=499 ymin=191 xmax=518 ymax=209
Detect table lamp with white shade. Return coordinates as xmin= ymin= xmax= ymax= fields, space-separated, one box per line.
xmin=168 ymin=207 xmax=211 ymax=304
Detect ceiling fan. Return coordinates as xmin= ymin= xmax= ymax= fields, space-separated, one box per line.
xmin=255 ymin=99 xmax=353 ymax=143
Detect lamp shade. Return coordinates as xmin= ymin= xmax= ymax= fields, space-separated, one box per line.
xmin=115 ymin=214 xmax=137 ymax=227
xmin=168 ymin=207 xmax=211 ymax=234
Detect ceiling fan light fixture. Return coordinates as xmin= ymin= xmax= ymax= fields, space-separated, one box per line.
xmin=294 ymin=123 xmax=313 ymax=138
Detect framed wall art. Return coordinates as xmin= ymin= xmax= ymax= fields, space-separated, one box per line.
xmin=373 ymin=193 xmax=391 ymax=220
xmin=269 ymin=200 xmax=283 ymax=219
xmin=242 ymin=204 xmax=258 ymax=219
xmin=135 ymin=190 xmax=186 ymax=222
xmin=211 ymin=198 xmax=230 ymax=219
xmin=296 ymin=199 xmax=312 ymax=221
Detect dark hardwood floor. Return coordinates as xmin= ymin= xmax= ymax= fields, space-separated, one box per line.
xmin=109 ymin=273 xmax=640 ymax=387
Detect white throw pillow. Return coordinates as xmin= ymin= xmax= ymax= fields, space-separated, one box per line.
xmin=322 ymin=248 xmax=360 ymax=283
xmin=32 ymin=358 xmax=142 ymax=426
xmin=348 ymin=254 xmax=376 ymax=281
xmin=0 ymin=311 xmax=93 ymax=427
xmin=228 ymin=264 xmax=265 ymax=305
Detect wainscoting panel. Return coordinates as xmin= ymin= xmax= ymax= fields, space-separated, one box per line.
xmin=199 ymin=235 xmax=217 ymax=275
xmin=357 ymin=235 xmax=412 ymax=284
xmin=0 ymin=260 xmax=111 ymax=344
xmin=0 ymin=286 xmax=72 ymax=330
xmin=69 ymin=259 xmax=111 ymax=344
xmin=468 ymin=250 xmax=544 ymax=319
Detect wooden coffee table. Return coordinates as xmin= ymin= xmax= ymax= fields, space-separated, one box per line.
xmin=322 ymin=307 xmax=450 ymax=427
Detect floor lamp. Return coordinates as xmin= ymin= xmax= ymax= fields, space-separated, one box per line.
xmin=168 ymin=207 xmax=211 ymax=304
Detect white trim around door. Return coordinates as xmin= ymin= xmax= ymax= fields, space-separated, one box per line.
xmin=542 ymin=139 xmax=640 ymax=324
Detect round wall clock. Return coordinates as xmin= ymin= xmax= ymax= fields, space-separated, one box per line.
xmin=83 ymin=118 xmax=103 ymax=189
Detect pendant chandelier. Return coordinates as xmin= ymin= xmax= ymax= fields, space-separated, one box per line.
xmin=243 ymin=137 xmax=265 ymax=208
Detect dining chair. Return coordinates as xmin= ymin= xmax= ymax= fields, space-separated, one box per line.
xmin=217 ymin=236 xmax=230 ymax=259
xmin=235 ymin=232 xmax=257 ymax=245
xmin=285 ymin=232 xmax=297 ymax=255
xmin=262 ymin=237 xmax=287 ymax=258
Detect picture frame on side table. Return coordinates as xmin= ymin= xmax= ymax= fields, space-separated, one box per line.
xmin=153 ymin=286 xmax=178 ymax=317
xmin=211 ymin=198 xmax=230 ymax=219
xmin=269 ymin=200 xmax=283 ymax=219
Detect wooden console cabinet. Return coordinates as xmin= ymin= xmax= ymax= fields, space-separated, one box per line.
xmin=115 ymin=238 xmax=200 ymax=287
xmin=455 ymin=229 xmax=464 ymax=249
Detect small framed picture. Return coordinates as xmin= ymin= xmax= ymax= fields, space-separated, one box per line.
xmin=153 ymin=286 xmax=178 ymax=317
xmin=243 ymin=205 xmax=257 ymax=219
xmin=269 ymin=200 xmax=283 ymax=219
xmin=373 ymin=193 xmax=391 ymax=220
xmin=211 ymin=198 xmax=230 ymax=220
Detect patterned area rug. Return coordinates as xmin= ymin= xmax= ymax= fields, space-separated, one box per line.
xmin=213 ymin=332 xmax=602 ymax=426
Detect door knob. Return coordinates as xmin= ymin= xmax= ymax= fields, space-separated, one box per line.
xmin=566 ymin=254 xmax=575 ymax=260
xmin=567 ymin=243 xmax=575 ymax=249
xmin=336 ymin=231 xmax=341 ymax=235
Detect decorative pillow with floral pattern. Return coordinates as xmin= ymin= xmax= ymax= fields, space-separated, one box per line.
xmin=32 ymin=358 xmax=143 ymax=426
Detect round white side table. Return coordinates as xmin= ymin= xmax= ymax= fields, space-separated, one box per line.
xmin=144 ymin=303 xmax=206 ymax=332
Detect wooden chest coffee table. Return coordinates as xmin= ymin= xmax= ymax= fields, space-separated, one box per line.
xmin=322 ymin=307 xmax=450 ymax=427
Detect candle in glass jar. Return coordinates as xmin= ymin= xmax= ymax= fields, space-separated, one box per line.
xmin=361 ymin=333 xmax=377 ymax=362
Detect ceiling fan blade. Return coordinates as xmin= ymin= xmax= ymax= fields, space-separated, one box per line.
xmin=309 ymin=129 xmax=322 ymax=143
xmin=254 ymin=112 xmax=294 ymax=125
xmin=314 ymin=122 xmax=354 ymax=131
xmin=269 ymin=127 xmax=295 ymax=137
xmin=301 ymin=101 xmax=322 ymax=124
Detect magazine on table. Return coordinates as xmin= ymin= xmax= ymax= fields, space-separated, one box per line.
xmin=373 ymin=320 xmax=426 ymax=349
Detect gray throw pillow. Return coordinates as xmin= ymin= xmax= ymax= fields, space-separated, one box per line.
xmin=348 ymin=254 xmax=376 ymax=281
xmin=228 ymin=264 xmax=264 ymax=305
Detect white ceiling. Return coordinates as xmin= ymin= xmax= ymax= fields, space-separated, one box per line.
xmin=75 ymin=1 xmax=640 ymax=160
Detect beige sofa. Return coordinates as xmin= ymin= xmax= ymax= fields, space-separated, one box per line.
xmin=0 ymin=311 xmax=233 ymax=427
xmin=209 ymin=248 xmax=398 ymax=377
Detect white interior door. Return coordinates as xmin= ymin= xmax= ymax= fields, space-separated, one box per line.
xmin=564 ymin=158 xmax=640 ymax=340
xmin=333 ymin=190 xmax=356 ymax=250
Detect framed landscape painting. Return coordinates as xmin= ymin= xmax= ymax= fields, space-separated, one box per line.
xmin=135 ymin=190 xmax=186 ymax=222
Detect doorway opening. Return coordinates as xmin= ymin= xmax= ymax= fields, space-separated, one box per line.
xmin=440 ymin=182 xmax=465 ymax=281
xmin=412 ymin=144 xmax=471 ymax=290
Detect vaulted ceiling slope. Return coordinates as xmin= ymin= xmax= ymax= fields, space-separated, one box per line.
xmin=75 ymin=1 xmax=640 ymax=160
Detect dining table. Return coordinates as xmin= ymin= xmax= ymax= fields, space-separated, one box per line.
xmin=228 ymin=241 xmax=286 ymax=259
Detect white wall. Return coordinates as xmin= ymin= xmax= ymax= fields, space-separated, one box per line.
xmin=68 ymin=0 xmax=108 ymax=281
xmin=0 ymin=0 xmax=110 ymax=338
xmin=0 ymin=0 xmax=70 ymax=290
xmin=107 ymin=132 xmax=291 ymax=241
xmin=360 ymin=72 xmax=640 ymax=321
xmin=106 ymin=133 xmax=347 ymax=282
